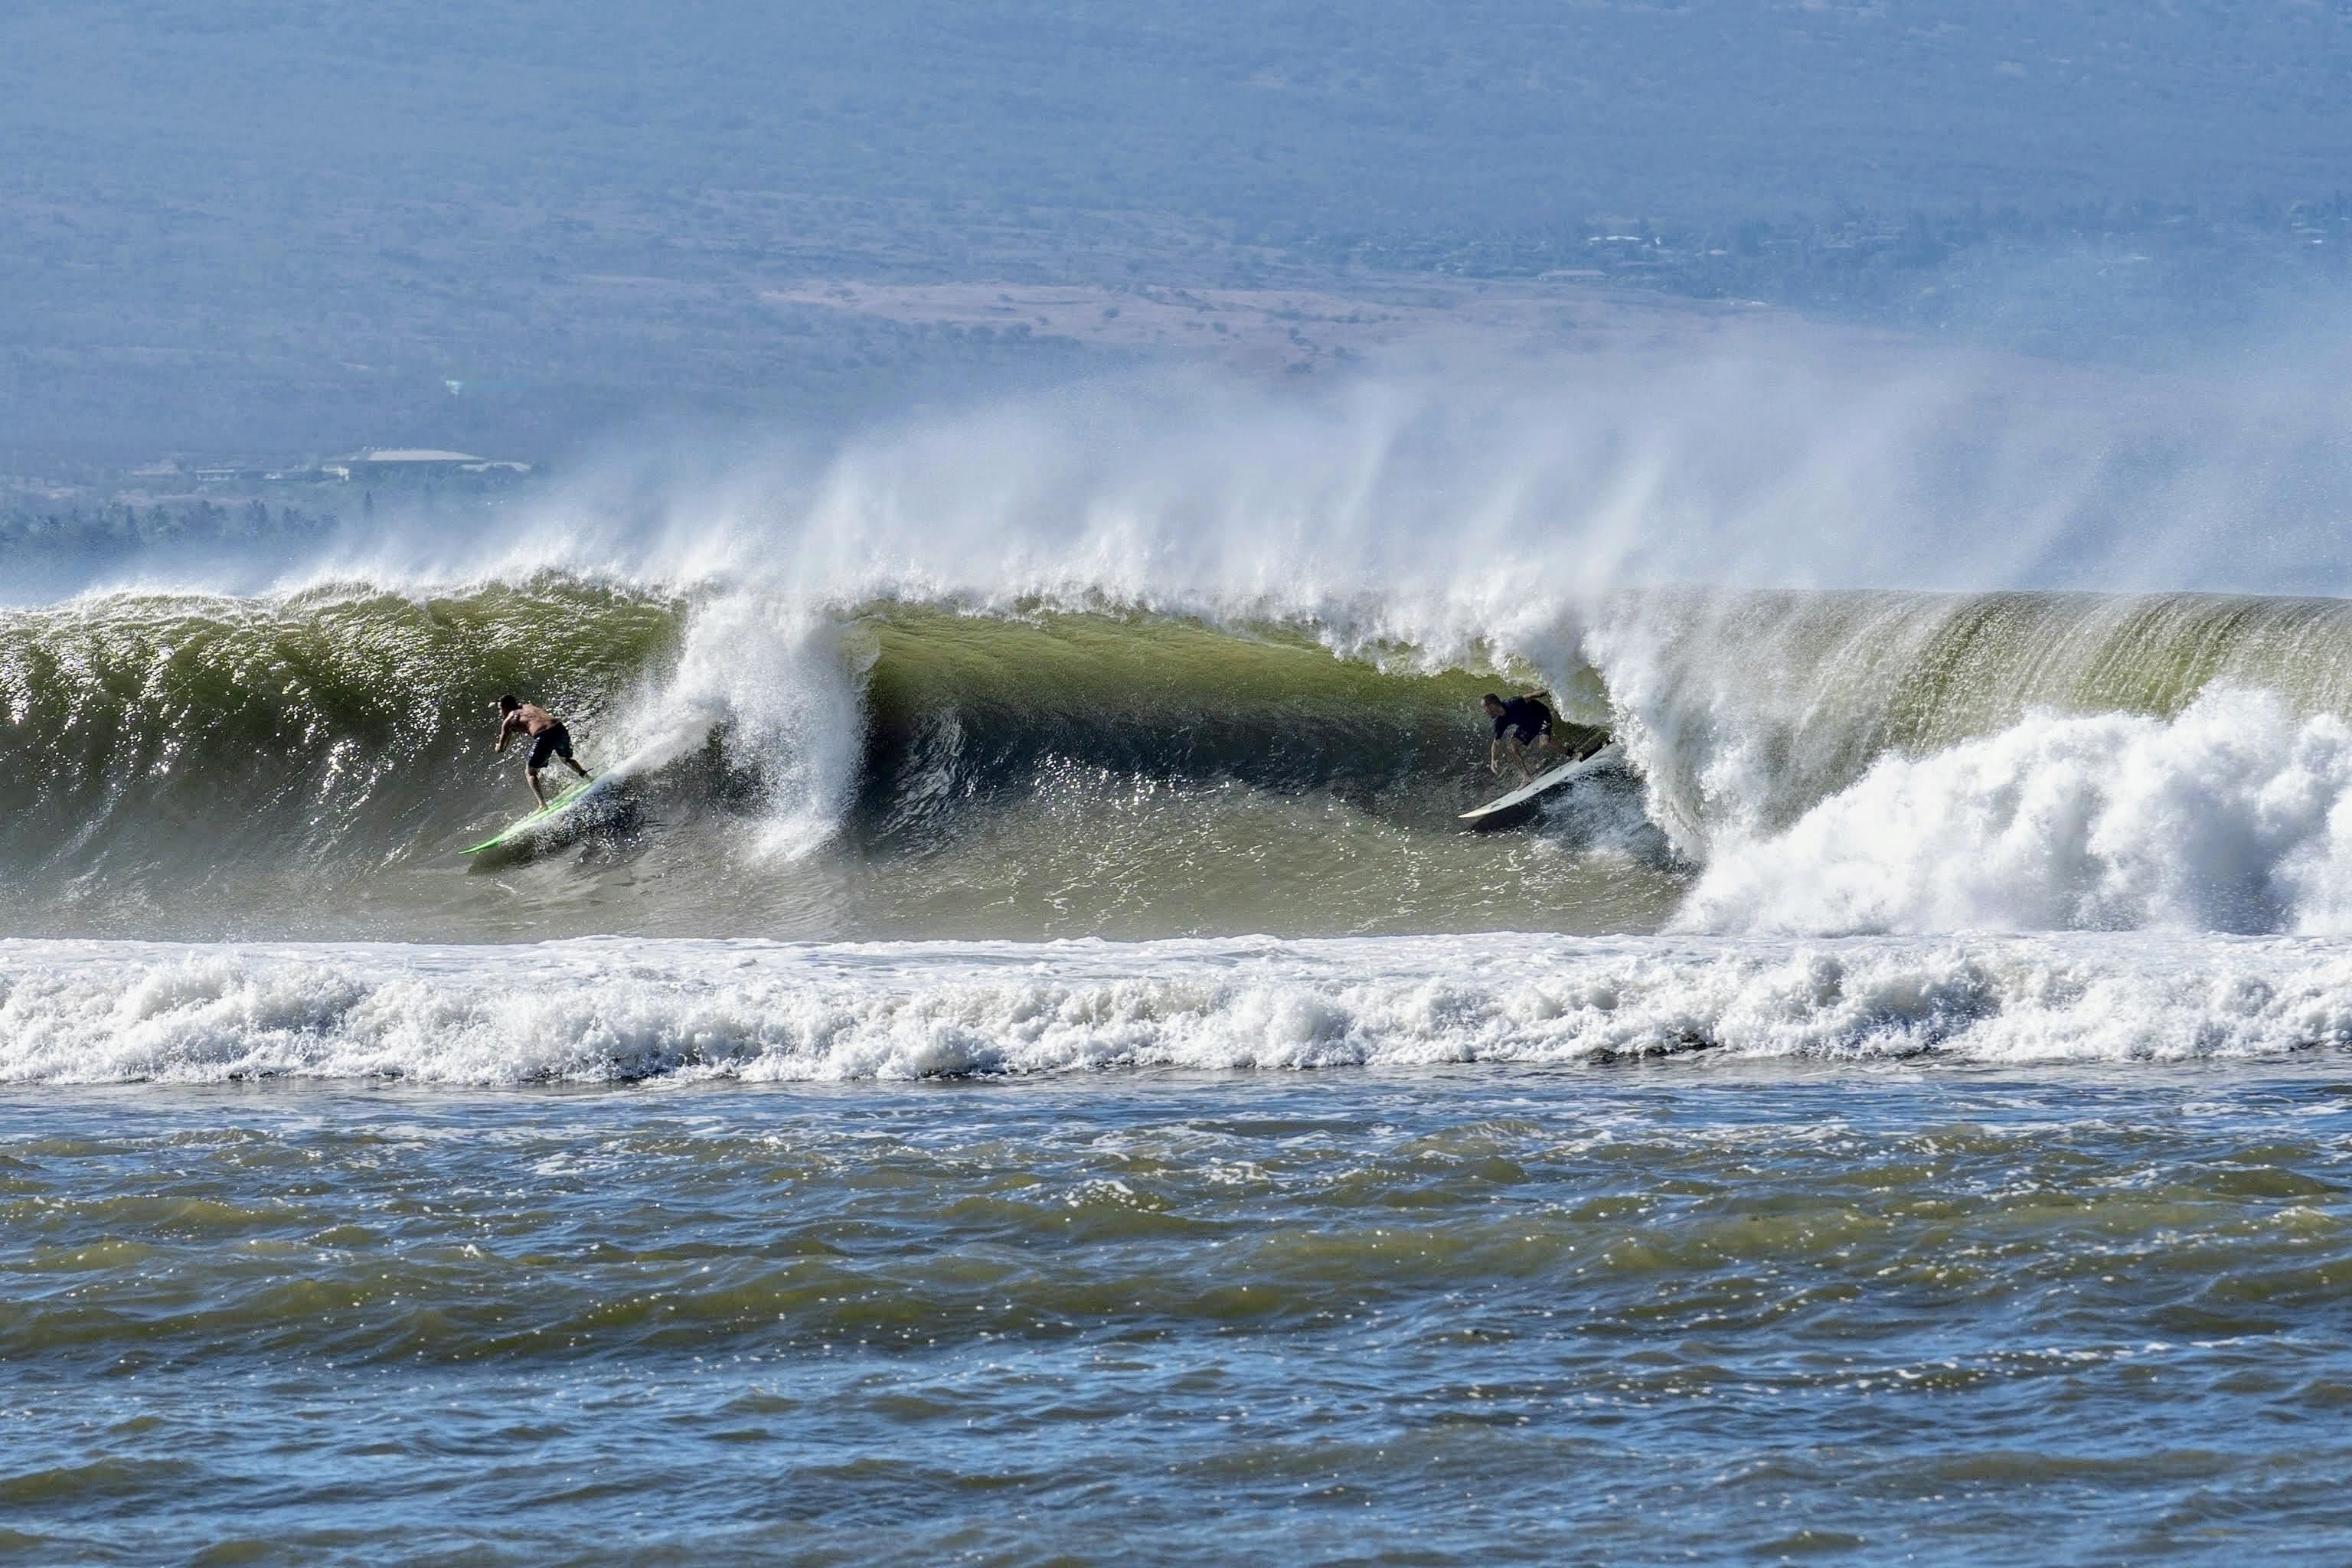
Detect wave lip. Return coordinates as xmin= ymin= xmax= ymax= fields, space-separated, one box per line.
xmin=4 ymin=933 xmax=2347 ymax=1085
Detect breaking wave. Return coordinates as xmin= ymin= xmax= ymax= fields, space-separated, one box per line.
xmin=5 ymin=931 xmax=2347 ymax=1084
xmin=12 ymin=346 xmax=2352 ymax=943
xmin=12 ymin=576 xmax=2352 ymax=939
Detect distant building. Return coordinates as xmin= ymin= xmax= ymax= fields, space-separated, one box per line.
xmin=361 ymin=448 xmax=483 ymax=466
xmin=162 ymin=450 xmax=534 ymax=495
xmin=331 ymin=449 xmax=535 ymax=485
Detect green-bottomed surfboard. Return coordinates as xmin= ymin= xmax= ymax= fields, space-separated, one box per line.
xmin=463 ymin=776 xmax=609 ymax=856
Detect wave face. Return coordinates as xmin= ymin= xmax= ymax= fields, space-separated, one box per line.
xmin=0 ymin=583 xmax=1648 ymax=940
xmin=12 ymin=575 xmax=2352 ymax=940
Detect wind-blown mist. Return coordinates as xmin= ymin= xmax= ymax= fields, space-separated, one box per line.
xmin=33 ymin=322 xmax=2352 ymax=606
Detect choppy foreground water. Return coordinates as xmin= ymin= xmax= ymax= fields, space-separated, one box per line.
xmin=7 ymin=1063 xmax=2350 ymax=1566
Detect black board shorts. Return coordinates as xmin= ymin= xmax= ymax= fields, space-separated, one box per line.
xmin=1495 ymin=697 xmax=1554 ymax=746
xmin=527 ymin=724 xmax=574 ymax=769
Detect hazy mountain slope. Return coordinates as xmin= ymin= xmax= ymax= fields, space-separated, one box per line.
xmin=5 ymin=1 xmax=2347 ymax=458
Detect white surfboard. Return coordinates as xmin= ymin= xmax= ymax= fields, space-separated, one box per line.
xmin=1459 ymin=743 xmax=1624 ymax=827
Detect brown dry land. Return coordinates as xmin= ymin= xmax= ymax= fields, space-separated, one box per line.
xmin=762 ymin=276 xmax=1778 ymax=380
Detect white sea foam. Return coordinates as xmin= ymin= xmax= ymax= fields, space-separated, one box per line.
xmin=3 ymin=931 xmax=2347 ymax=1084
xmin=1676 ymin=688 xmax=2352 ymax=936
xmin=614 ymin=594 xmax=871 ymax=858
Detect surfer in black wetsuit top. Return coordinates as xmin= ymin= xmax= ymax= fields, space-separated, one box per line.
xmin=1482 ymin=691 xmax=1574 ymax=786
xmin=493 ymin=695 xmax=592 ymax=808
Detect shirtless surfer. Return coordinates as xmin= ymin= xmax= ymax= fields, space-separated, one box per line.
xmin=492 ymin=695 xmax=592 ymax=808
xmin=1481 ymin=691 xmax=1576 ymax=786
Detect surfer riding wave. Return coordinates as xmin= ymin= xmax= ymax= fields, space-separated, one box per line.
xmin=1481 ymin=691 xmax=1584 ymax=785
xmin=494 ymin=695 xmax=593 ymax=808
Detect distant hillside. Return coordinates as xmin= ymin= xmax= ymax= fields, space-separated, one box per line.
xmin=3 ymin=1 xmax=2347 ymax=459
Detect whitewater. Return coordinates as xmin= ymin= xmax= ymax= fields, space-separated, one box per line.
xmin=9 ymin=930 xmax=2352 ymax=1086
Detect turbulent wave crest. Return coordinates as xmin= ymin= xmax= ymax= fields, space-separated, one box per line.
xmin=1680 ymin=689 xmax=2352 ymax=936
xmin=5 ymin=933 xmax=2347 ymax=1084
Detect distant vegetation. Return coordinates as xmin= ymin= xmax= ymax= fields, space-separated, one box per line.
xmin=0 ymin=501 xmax=344 ymax=550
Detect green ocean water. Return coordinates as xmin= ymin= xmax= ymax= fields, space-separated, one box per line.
xmin=0 ymin=588 xmax=1637 ymax=941
xmin=15 ymin=581 xmax=2352 ymax=942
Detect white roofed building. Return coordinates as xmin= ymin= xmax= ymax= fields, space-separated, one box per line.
xmin=336 ymin=449 xmax=536 ymax=485
xmin=363 ymin=449 xmax=482 ymax=464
